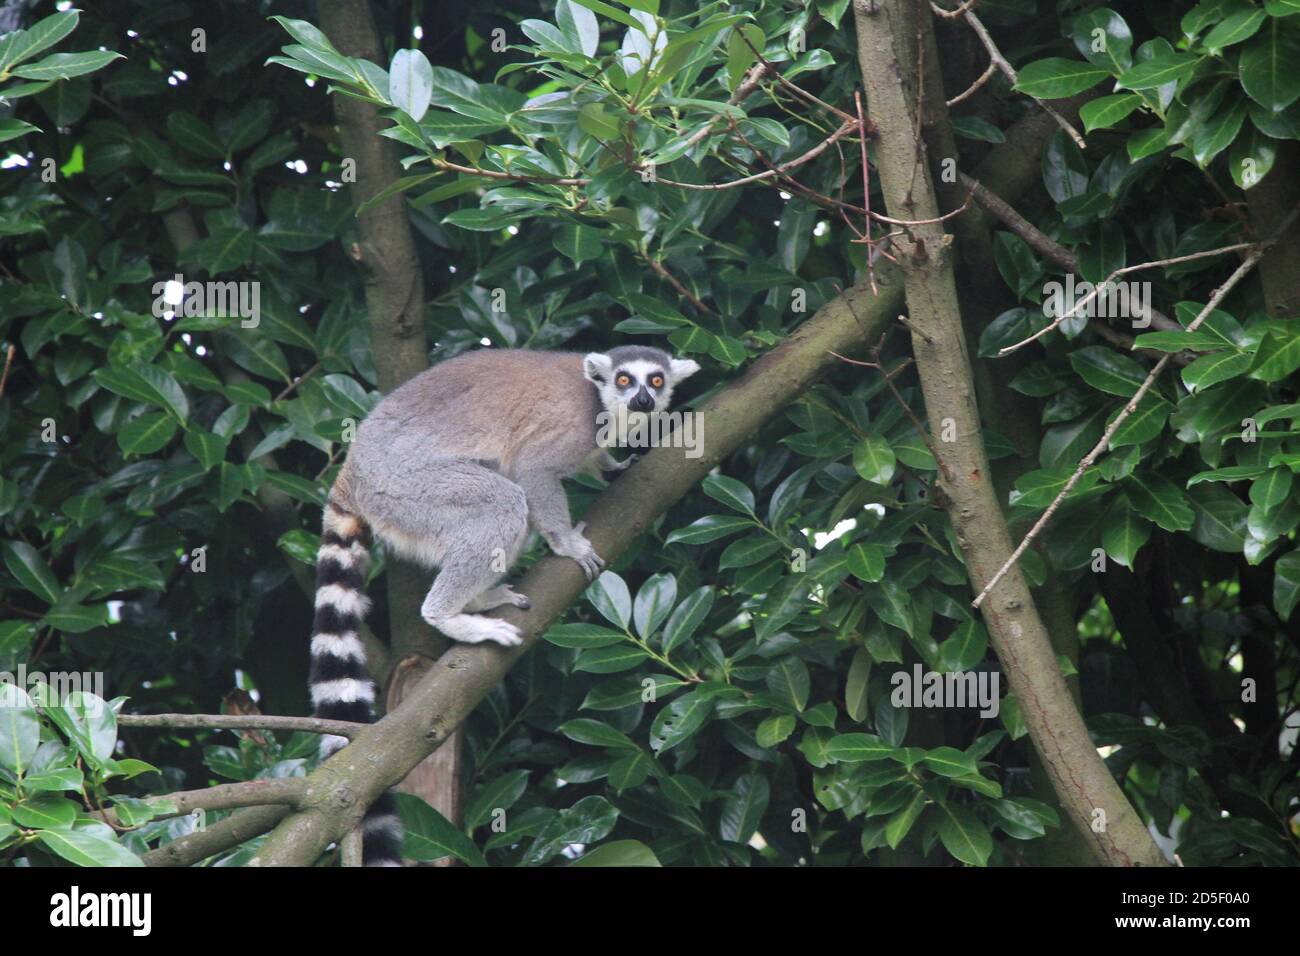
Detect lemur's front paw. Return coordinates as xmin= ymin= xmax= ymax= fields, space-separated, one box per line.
xmin=601 ymin=454 xmax=640 ymax=482
xmin=551 ymin=523 xmax=604 ymax=580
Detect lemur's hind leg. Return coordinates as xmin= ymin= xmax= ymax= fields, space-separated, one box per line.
xmin=464 ymin=585 xmax=531 ymax=613
xmin=355 ymin=458 xmax=530 ymax=647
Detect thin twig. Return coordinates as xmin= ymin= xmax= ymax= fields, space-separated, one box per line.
xmin=644 ymin=255 xmax=714 ymax=316
xmin=119 ymin=712 xmax=364 ymax=738
xmin=950 ymin=6 xmax=1086 ymax=149
xmin=946 ymin=59 xmax=998 ymax=107
xmin=960 ymin=173 xmax=1182 ymax=333
xmin=275 ymin=361 xmax=322 ymax=403
xmin=681 ymin=62 xmax=767 ymax=151
xmin=997 ymin=242 xmax=1254 ymax=355
xmin=738 ymin=31 xmax=857 ymax=125
xmin=0 ymin=344 xmax=14 ymax=398
xmin=931 ymin=0 xmax=981 ymax=17
xmin=972 ymin=202 xmax=1300 ymax=609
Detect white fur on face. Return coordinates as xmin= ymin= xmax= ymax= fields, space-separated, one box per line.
xmin=585 ymin=352 xmax=701 ymax=416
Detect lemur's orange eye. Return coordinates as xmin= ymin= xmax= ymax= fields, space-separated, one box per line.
xmin=650 ymin=374 xmax=664 ymax=389
xmin=616 ymin=374 xmax=632 ymax=388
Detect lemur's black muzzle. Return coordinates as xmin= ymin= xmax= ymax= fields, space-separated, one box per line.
xmin=630 ymin=388 xmax=655 ymax=412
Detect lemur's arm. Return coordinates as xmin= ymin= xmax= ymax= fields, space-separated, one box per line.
xmin=515 ymin=468 xmax=604 ymax=579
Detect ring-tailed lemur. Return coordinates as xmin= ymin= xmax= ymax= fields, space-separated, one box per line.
xmin=309 ymin=346 xmax=700 ymax=865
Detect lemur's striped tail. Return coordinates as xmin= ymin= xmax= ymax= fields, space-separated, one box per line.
xmin=310 ymin=501 xmax=403 ymax=867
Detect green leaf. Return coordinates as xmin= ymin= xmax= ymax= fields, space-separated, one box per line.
xmin=844 ymin=647 xmax=872 ymax=722
xmin=118 ymin=411 xmax=178 ymax=455
xmin=395 ymin=792 xmax=487 ymax=866
xmin=586 ymin=571 xmax=632 ymax=629
xmin=1239 ymin=18 xmax=1300 ymax=112
xmin=0 ymin=684 xmax=39 ymax=776
xmin=825 ymin=732 xmax=894 ymax=763
xmin=1247 ymin=326 xmax=1300 ymax=382
xmin=389 ymin=48 xmax=433 ymax=121
xmin=1250 ymin=469 xmax=1293 ymax=513
xmin=43 ymin=602 xmax=110 ymax=634
xmin=571 ymin=839 xmax=661 ymax=866
xmin=756 ymin=714 xmax=797 ymax=747
xmin=885 ymin=787 xmax=927 ymax=849
xmin=935 ymin=803 xmax=993 ymax=866
xmin=573 ymin=645 xmax=651 ymax=673
xmin=1069 ymin=345 xmax=1147 ymax=397
xmin=37 ymin=828 xmax=144 ymax=867
xmin=852 ymin=437 xmax=896 ymax=485
xmin=92 ymin=364 xmax=188 ymax=423
xmin=578 ymin=102 xmax=621 ymax=141
xmin=10 ymin=50 xmax=122 ymax=81
xmin=2 ymin=540 xmax=61 ymax=604
xmin=938 ymin=619 xmax=988 ymax=672
xmin=464 ymin=769 xmax=530 ymax=829
xmin=1101 ymin=495 xmax=1151 ymax=569
xmin=846 ymin=542 xmax=885 ymax=582
xmin=1015 ymin=58 xmax=1110 ymax=98
xmin=719 ymin=534 xmax=782 ymax=569
xmin=719 ymin=773 xmax=769 ymax=844
xmin=649 ymin=690 xmax=714 ymax=754
xmin=701 ymin=474 xmax=756 ymax=514
xmin=557 ymin=0 xmax=601 ymax=57
xmin=766 ymin=656 xmax=810 ymax=712
xmin=543 ymin=623 xmax=627 ymax=648
xmin=184 ymin=429 xmax=229 ymax=470
xmin=1182 ymin=350 xmax=1251 ymax=393
xmin=1127 ymin=473 xmax=1195 ymax=532
xmin=1117 ymin=53 xmax=1198 ymax=90
xmin=525 ymin=795 xmax=619 ymax=865
xmin=1204 ymin=8 xmax=1267 ymax=51
xmin=633 ymin=572 xmax=677 ymax=639
xmin=23 ymin=766 xmax=84 ymax=793
xmin=661 ymin=586 xmax=713 ymax=654
xmin=665 ymin=514 xmax=754 ymax=544
xmin=13 ymin=794 xmax=78 ymax=828
xmin=557 ymin=718 xmax=639 ymax=750
xmin=553 ymin=224 xmax=604 ymax=266
xmin=1079 ymin=93 xmax=1143 ymax=132
xmin=922 ymin=746 xmax=978 ymax=778
xmin=0 ymin=11 xmax=79 ymax=73
xmin=1275 ymin=549 xmax=1300 ymax=620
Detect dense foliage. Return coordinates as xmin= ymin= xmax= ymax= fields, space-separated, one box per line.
xmin=1 ymin=0 xmax=1297 ymax=867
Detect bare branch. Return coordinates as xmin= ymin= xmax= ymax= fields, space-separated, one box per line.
xmin=142 ymin=805 xmax=290 ymax=867
xmin=119 ymin=713 xmax=364 ymax=738
xmin=947 ymin=6 xmax=1086 ymax=149
xmin=946 ymin=59 xmax=997 ymax=107
xmin=973 ymin=201 xmax=1300 ymax=609
xmin=997 ymin=242 xmax=1254 ymax=355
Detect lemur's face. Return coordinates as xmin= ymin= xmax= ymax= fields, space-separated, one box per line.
xmin=583 ymin=348 xmax=700 ymax=416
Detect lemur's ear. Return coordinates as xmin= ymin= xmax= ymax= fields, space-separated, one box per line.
xmin=670 ymin=358 xmax=701 ymax=381
xmin=583 ymin=352 xmax=613 ymax=384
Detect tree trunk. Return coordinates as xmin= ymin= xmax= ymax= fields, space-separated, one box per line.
xmin=851 ymin=0 xmax=1166 ymax=867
